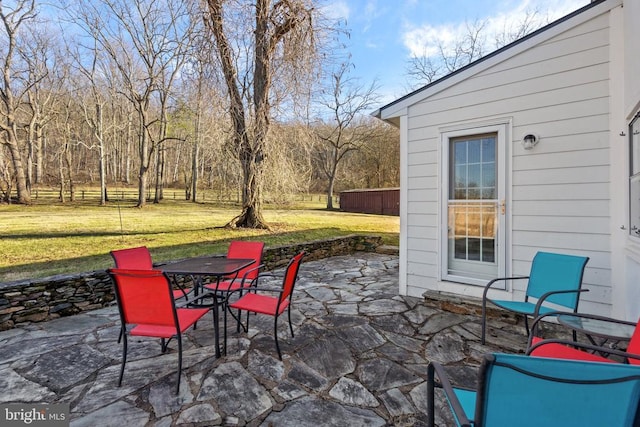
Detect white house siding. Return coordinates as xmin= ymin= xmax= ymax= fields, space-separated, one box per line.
xmin=619 ymin=0 xmax=640 ymax=322
xmin=402 ymin=10 xmax=614 ymax=315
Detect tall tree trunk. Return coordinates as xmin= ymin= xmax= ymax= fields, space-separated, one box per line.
xmin=64 ymin=143 xmax=75 ymax=202
xmin=137 ymin=124 xmax=148 ymax=207
xmin=205 ymin=0 xmax=312 ymax=227
xmin=96 ymin=104 xmax=106 ymax=206
xmin=191 ymin=138 xmax=199 ymax=203
xmin=4 ymin=132 xmax=31 ymax=204
xmin=154 ymin=116 xmax=167 ymax=204
xmin=153 ymin=146 xmax=162 ymax=203
xmin=125 ymin=116 xmax=132 ymax=185
xmin=58 ymin=152 xmax=65 ymax=203
xmin=326 ymin=147 xmax=339 ymax=209
xmin=26 ymin=119 xmax=34 ymax=191
xmin=35 ymin=126 xmax=43 ymax=185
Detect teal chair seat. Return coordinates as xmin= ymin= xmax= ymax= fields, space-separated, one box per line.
xmin=481 ymin=252 xmax=589 ymax=344
xmin=427 ymin=353 xmax=640 ymax=427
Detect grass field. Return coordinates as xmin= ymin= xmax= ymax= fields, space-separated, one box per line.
xmin=0 ymin=198 xmax=399 ymax=282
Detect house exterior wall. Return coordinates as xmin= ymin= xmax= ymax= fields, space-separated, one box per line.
xmin=618 ymin=0 xmax=640 ymax=321
xmin=401 ymin=7 xmax=616 ymax=315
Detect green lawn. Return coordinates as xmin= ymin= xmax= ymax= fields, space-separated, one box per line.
xmin=0 ymin=199 xmax=399 ymax=282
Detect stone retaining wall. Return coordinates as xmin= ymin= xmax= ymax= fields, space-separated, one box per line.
xmin=0 ymin=235 xmax=382 ymax=331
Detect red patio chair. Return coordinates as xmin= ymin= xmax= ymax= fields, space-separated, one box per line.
xmin=203 ymin=241 xmax=265 ymax=294
xmin=111 ymin=246 xmax=191 ymax=300
xmin=204 ymin=241 xmax=265 ymax=330
xmin=109 ymin=268 xmax=213 ymax=394
xmin=224 ymin=251 xmax=305 ymax=360
xmin=526 ymin=312 xmax=640 ymax=365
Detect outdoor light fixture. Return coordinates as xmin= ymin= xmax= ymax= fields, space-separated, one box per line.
xmin=522 ymin=133 xmax=539 ymax=150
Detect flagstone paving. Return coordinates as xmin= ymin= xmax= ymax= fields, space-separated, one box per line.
xmin=0 ymin=252 xmax=531 ymax=426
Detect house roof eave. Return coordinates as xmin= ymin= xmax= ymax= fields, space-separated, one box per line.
xmin=375 ymin=0 xmax=619 ymax=122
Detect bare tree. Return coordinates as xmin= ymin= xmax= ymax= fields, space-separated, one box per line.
xmin=313 ymin=62 xmax=380 ymax=209
xmin=352 ymin=121 xmax=399 ymax=189
xmin=406 ymin=10 xmax=545 ymax=89
xmin=178 ymin=34 xmax=225 ymax=203
xmin=203 ymin=0 xmax=318 ymax=228
xmin=69 ymin=35 xmax=112 ymax=205
xmin=69 ymin=0 xmax=196 ymax=207
xmin=406 ymin=19 xmax=486 ymax=88
xmin=152 ymin=4 xmax=198 ymax=204
xmin=0 ymin=0 xmax=36 ymax=204
xmin=23 ymin=24 xmax=69 ymax=190
xmin=494 ymin=8 xmax=542 ymax=48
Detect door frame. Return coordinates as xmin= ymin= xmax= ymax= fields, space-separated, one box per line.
xmin=440 ymin=120 xmax=510 ymax=287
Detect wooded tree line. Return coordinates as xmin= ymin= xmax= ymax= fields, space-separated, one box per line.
xmin=1 ymin=0 xmax=544 ymax=228
xmin=0 ymin=0 xmax=399 ymax=216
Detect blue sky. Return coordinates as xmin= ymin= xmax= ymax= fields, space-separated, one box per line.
xmin=326 ymin=0 xmax=590 ymax=105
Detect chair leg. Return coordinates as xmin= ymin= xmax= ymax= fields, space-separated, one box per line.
xmin=236 ymin=307 xmax=244 ymax=332
xmin=287 ymin=306 xmax=294 ymax=337
xmin=427 ymin=363 xmax=435 ymax=427
xmin=118 ymin=334 xmax=128 ymax=387
xmin=274 ymin=315 xmax=282 ymax=360
xmin=524 ymin=316 xmax=530 ymax=336
xmin=223 ymin=303 xmax=228 ymax=356
xmin=176 ymin=334 xmax=182 ymax=395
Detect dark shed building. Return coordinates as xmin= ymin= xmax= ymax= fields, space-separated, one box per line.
xmin=339 ymin=188 xmax=400 ymax=216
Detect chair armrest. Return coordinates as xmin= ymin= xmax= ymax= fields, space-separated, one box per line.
xmin=534 ymin=310 xmax=636 ymax=328
xmin=533 ymin=288 xmax=589 ymax=316
xmin=528 ymin=311 xmax=563 ymax=348
xmin=482 ymin=276 xmax=529 ymax=300
xmin=238 ymin=264 xmax=265 ymax=286
xmin=526 ymin=338 xmax=640 ymax=363
xmin=427 ymin=361 xmax=474 ymax=427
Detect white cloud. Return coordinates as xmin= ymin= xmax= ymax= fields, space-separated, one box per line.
xmin=402 ymin=0 xmax=589 ymax=58
xmin=323 ymin=1 xmax=350 ymax=22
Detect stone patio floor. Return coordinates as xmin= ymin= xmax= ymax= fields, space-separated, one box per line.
xmin=0 ymin=252 xmax=532 ymax=426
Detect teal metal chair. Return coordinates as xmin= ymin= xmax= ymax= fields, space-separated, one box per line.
xmin=481 ymin=251 xmax=589 ymax=344
xmin=427 ymin=353 xmax=640 ymax=427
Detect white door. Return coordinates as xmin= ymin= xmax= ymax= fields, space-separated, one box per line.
xmin=441 ymin=124 xmax=507 ymax=286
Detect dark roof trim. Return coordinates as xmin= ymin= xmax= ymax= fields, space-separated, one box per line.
xmin=377 ymin=0 xmax=608 ymax=114
xmin=340 ymin=187 xmax=400 ymax=193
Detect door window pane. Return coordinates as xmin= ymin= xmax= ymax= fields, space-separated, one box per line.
xmin=448 ymin=202 xmax=497 ymax=263
xmin=450 ymin=136 xmax=496 ymax=201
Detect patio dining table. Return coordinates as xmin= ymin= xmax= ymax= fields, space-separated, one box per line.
xmin=161 ymin=256 xmax=255 ymax=357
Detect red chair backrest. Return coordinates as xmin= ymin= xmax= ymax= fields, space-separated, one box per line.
xmin=111 ymin=247 xmax=154 ymax=270
xmin=109 ymin=268 xmax=175 ymax=327
xmin=226 ymin=241 xmax=265 ymax=281
xmin=627 ymin=318 xmax=640 ymax=365
xmin=280 ymin=251 xmax=305 ymax=303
